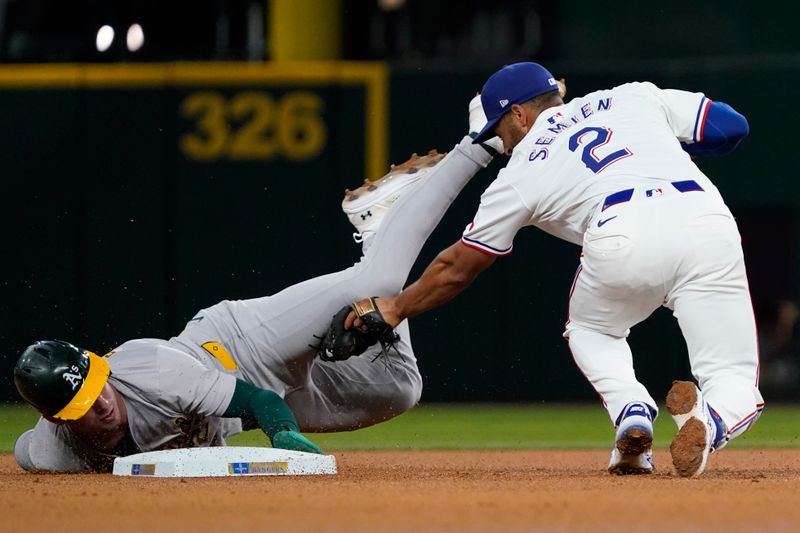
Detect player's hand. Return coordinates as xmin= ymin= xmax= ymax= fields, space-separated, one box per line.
xmin=318 ymin=297 xmax=401 ymax=362
xmin=557 ymin=78 xmax=567 ymax=98
xmin=346 ymin=297 xmax=401 ymax=330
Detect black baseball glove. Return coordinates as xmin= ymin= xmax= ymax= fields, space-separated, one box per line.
xmin=318 ymin=297 xmax=400 ymax=363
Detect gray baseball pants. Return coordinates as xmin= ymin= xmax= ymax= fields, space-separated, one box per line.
xmin=175 ymin=136 xmax=492 ymax=431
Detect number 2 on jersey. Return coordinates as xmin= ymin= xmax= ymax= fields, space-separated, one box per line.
xmin=568 ymin=126 xmax=632 ymax=173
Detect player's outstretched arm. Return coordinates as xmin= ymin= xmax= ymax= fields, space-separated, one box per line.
xmin=682 ymin=101 xmax=749 ymax=156
xmin=350 ymin=241 xmax=496 ymax=329
xmin=223 ymin=379 xmax=322 ymax=454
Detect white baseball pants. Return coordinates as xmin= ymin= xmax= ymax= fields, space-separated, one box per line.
xmin=565 ymin=186 xmax=764 ymax=440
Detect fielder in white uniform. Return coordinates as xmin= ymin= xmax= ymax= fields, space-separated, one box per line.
xmin=351 ymin=62 xmax=763 ymax=478
xmin=13 ymin=126 xmax=498 ymax=473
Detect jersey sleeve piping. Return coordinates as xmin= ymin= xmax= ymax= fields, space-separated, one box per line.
xmin=693 ymin=97 xmax=712 ymax=143
xmin=460 ymin=235 xmax=513 ymax=256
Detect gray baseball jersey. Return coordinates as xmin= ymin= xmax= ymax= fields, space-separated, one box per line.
xmin=16 ymin=338 xmax=242 ymax=472
xmin=16 ymin=135 xmax=495 ymax=472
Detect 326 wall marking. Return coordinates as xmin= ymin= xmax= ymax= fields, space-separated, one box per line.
xmin=180 ymin=90 xmax=326 ymax=162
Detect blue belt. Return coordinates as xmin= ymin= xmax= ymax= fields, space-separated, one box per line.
xmin=601 ymin=180 xmax=704 ymax=211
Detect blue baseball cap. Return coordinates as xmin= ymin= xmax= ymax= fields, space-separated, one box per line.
xmin=472 ymin=62 xmax=559 ymax=143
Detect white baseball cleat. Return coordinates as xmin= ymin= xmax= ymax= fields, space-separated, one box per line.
xmin=608 ymin=447 xmax=654 ymax=475
xmin=666 ymin=380 xmax=727 ymax=478
xmin=468 ymin=95 xmax=504 ymax=155
xmin=342 ymin=151 xmax=445 ymax=250
xmin=608 ymin=402 xmax=655 ymax=475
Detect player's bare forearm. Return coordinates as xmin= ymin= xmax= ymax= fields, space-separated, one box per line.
xmin=373 ymin=241 xmax=495 ymax=326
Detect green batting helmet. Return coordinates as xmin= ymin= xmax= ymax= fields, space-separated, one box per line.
xmin=14 ymin=340 xmax=111 ymax=421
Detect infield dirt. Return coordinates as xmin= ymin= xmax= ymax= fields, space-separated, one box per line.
xmin=2 ymin=449 xmax=798 ymax=532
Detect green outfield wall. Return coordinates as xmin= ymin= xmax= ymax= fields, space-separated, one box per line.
xmin=1 ymin=60 xmax=796 ymax=403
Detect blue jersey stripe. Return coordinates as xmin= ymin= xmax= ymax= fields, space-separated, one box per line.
xmin=461 ymin=236 xmax=512 ymax=255
xmin=692 ymin=96 xmax=709 ymax=143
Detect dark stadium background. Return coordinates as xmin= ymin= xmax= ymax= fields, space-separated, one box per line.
xmin=1 ymin=0 xmax=798 ymax=404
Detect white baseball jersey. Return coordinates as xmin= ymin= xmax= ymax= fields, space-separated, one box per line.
xmin=459 ymin=81 xmax=763 ymax=439
xmin=462 ymin=82 xmax=718 ymax=251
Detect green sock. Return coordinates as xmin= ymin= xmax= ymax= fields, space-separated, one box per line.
xmin=223 ymin=379 xmax=300 ymax=439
